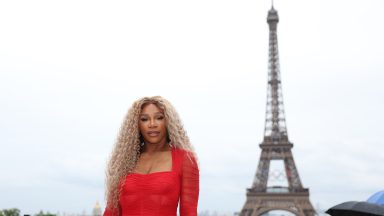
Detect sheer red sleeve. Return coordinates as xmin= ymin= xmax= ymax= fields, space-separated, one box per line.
xmin=179 ymin=151 xmax=200 ymax=216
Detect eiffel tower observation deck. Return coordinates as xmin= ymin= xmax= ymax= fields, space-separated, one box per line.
xmin=239 ymin=4 xmax=316 ymax=216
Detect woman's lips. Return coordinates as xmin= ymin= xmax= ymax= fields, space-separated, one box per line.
xmin=147 ymin=131 xmax=160 ymax=137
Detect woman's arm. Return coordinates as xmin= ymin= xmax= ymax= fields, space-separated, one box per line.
xmin=179 ymin=151 xmax=199 ymax=216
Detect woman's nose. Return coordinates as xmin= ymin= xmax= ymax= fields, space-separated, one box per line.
xmin=149 ymin=119 xmax=157 ymax=127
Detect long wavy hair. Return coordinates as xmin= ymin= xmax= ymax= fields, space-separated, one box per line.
xmin=105 ymin=96 xmax=196 ymax=211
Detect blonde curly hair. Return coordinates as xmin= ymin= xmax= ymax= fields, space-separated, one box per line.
xmin=105 ymin=96 xmax=196 ymax=211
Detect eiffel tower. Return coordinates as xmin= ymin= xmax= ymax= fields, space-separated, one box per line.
xmin=239 ymin=4 xmax=316 ymax=216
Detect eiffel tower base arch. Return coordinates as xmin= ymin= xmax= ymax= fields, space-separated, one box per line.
xmin=240 ymin=190 xmax=316 ymax=216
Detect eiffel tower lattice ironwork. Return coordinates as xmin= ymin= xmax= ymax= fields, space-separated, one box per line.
xmin=239 ymin=5 xmax=316 ymax=216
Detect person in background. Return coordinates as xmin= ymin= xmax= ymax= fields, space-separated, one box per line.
xmin=103 ymin=96 xmax=199 ymax=216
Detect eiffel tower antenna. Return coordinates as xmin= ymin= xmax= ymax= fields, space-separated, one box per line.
xmin=239 ymin=4 xmax=317 ymax=216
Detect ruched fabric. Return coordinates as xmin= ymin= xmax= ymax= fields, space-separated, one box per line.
xmin=103 ymin=148 xmax=199 ymax=216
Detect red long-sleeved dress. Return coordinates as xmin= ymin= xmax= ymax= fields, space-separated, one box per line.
xmin=103 ymin=147 xmax=199 ymax=216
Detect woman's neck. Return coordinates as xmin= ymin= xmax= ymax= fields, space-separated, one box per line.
xmin=142 ymin=140 xmax=171 ymax=154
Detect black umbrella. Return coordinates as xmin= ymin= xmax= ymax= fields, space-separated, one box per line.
xmin=326 ymin=201 xmax=384 ymax=216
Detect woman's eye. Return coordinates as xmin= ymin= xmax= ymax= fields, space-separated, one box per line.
xmin=157 ymin=116 xmax=164 ymax=120
xmin=140 ymin=118 xmax=148 ymax=121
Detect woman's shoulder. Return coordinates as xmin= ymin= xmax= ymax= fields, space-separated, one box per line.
xmin=173 ymin=147 xmax=188 ymax=154
xmin=173 ymin=147 xmax=195 ymax=158
xmin=173 ymin=147 xmax=198 ymax=168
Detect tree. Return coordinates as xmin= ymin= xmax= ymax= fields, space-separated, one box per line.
xmin=1 ymin=208 xmax=20 ymax=216
xmin=35 ymin=210 xmax=55 ymax=216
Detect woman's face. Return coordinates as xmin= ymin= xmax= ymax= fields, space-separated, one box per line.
xmin=139 ymin=103 xmax=168 ymax=145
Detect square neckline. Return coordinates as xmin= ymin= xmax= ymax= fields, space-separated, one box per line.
xmin=130 ymin=147 xmax=175 ymax=176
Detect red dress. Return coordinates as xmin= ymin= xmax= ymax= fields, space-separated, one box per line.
xmin=103 ymin=148 xmax=199 ymax=216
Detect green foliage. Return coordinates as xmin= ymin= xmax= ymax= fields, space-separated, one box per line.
xmin=0 ymin=208 xmax=56 ymax=216
xmin=35 ymin=210 xmax=55 ymax=216
xmin=0 ymin=208 xmax=20 ymax=216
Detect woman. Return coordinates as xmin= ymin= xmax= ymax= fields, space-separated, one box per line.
xmin=103 ymin=96 xmax=199 ymax=216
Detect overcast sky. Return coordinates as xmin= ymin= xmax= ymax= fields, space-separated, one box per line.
xmin=1 ymin=0 xmax=384 ymax=215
